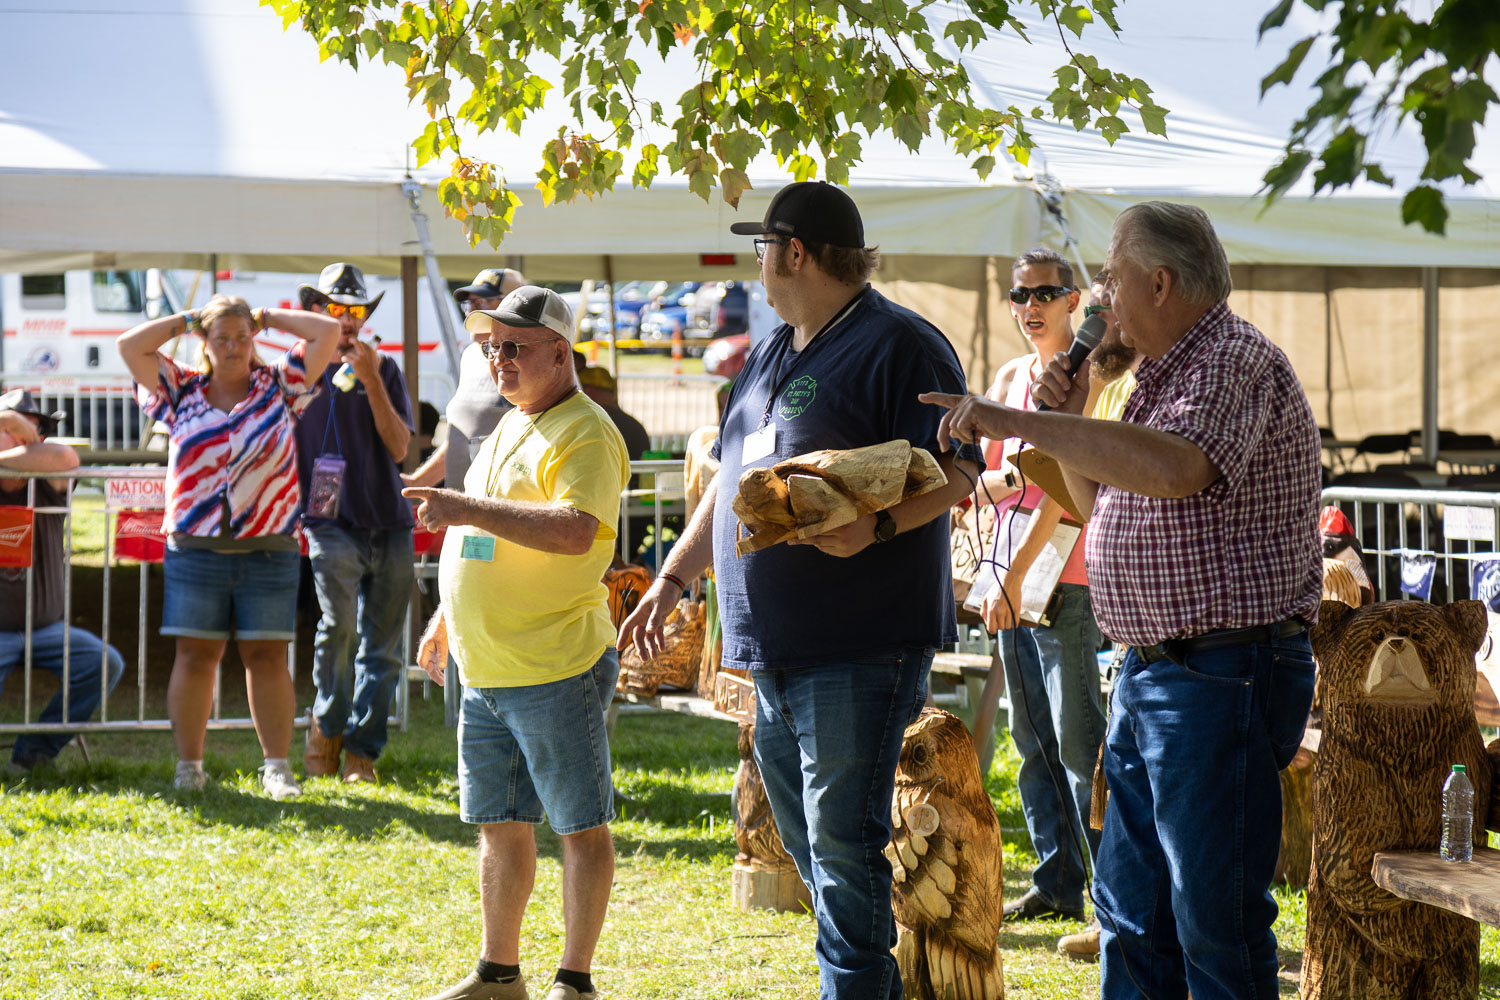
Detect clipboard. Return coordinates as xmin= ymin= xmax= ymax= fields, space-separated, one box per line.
xmin=1014 ymin=447 xmax=1086 ymax=523
xmin=962 ymin=505 xmax=1082 ymax=628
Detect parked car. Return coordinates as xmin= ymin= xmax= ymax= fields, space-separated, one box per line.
xmin=702 ymin=333 xmax=750 ymax=379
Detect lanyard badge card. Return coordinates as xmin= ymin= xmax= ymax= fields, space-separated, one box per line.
xmin=308 ymin=455 xmax=346 ymax=519
xmin=309 ymin=373 xmax=347 ymax=518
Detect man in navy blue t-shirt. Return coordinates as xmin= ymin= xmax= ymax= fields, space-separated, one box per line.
xmin=620 ymin=183 xmax=981 ymax=1000
xmin=294 ymin=263 xmax=416 ymax=785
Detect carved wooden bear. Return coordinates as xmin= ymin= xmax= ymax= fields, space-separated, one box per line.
xmin=887 ymin=708 xmax=1005 ymax=999
xmin=1301 ymin=599 xmax=1491 ymax=1000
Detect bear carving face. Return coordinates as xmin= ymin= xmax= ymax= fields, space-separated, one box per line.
xmin=1312 ymin=599 xmax=1488 ymax=735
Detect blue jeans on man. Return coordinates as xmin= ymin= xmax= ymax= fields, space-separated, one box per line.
xmin=1095 ymin=633 xmax=1316 ymax=1000
xmin=0 ymin=623 xmax=125 ymax=766
xmin=752 ymin=648 xmax=932 ymax=1000
xmin=305 ymin=524 xmax=414 ymax=759
xmin=998 ymin=583 xmax=1105 ymax=913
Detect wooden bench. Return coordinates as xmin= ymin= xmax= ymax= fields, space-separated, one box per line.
xmin=1371 ymin=846 xmax=1500 ymax=926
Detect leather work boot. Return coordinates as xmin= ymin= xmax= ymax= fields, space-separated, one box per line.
xmin=1057 ymin=921 xmax=1101 ymax=962
xmin=342 ymin=752 xmax=377 ymax=784
xmin=304 ymin=722 xmax=342 ymax=778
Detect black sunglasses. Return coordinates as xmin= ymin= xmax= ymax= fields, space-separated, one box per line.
xmin=1009 ymin=285 xmax=1073 ymax=304
xmin=479 ymin=337 xmax=557 ymax=361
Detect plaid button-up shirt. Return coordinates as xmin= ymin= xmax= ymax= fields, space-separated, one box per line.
xmin=1084 ymin=303 xmax=1322 ymax=646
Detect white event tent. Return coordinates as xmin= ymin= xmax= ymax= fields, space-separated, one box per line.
xmin=1 ymin=0 xmax=1498 ymax=440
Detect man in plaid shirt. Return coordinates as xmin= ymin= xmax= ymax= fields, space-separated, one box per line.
xmin=924 ymin=201 xmax=1320 ymax=1000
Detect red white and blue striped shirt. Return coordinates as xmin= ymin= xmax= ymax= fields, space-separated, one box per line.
xmin=137 ymin=342 xmax=319 ymax=540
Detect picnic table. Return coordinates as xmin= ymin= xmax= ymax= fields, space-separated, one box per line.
xmin=1371 ymin=846 xmax=1500 ymax=926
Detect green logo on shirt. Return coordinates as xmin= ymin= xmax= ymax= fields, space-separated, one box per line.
xmin=779 ymin=376 xmax=817 ymax=420
xmin=512 ymin=461 xmax=532 ymax=478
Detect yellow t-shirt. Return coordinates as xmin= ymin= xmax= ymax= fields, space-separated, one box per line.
xmin=439 ymin=392 xmax=630 ymax=688
xmin=1092 ymin=369 xmax=1138 ymax=422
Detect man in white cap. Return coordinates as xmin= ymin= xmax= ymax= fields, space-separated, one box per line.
xmin=405 ymin=285 xmax=629 ymax=1000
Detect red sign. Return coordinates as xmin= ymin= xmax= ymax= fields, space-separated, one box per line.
xmin=114 ymin=509 xmax=166 ymax=563
xmin=0 ymin=507 xmax=34 ymax=568
xmin=413 ymin=523 xmax=447 ymax=558
xmin=698 ymin=253 xmax=737 ymax=267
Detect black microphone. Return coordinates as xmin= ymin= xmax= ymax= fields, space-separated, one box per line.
xmin=1034 ymin=311 xmax=1106 ymax=412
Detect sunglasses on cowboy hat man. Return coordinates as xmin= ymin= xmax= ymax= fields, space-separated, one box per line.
xmin=298 ymin=263 xmax=385 ymax=321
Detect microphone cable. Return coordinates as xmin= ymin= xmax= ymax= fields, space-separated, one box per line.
xmin=951 ymin=445 xmax=1158 ymax=1000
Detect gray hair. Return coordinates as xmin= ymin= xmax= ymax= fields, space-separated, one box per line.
xmin=1112 ymin=202 xmax=1232 ymax=305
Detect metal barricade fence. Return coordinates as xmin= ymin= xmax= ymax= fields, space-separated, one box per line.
xmin=616 ymin=372 xmax=726 ymax=449
xmin=0 ymin=458 xmax=682 ymax=740
xmin=1321 ymin=486 xmax=1500 ymax=603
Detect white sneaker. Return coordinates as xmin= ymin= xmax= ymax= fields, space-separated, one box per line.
xmin=261 ymin=762 xmax=303 ymax=801
xmin=173 ymin=763 xmax=209 ymax=792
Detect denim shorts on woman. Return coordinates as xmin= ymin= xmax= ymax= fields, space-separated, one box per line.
xmin=458 ymin=649 xmax=619 ymax=833
xmin=161 ymin=546 xmax=301 ymax=641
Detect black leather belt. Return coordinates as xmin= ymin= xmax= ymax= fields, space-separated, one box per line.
xmin=1133 ymin=618 xmax=1308 ymax=666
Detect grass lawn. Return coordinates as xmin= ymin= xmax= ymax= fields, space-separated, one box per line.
xmin=5 ymin=696 xmax=1500 ymax=999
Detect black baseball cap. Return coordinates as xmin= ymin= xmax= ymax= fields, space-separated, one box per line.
xmin=729 ymin=181 xmax=866 ymax=248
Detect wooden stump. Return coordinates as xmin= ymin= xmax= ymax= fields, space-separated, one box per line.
xmin=732 ymin=860 xmax=811 ymax=914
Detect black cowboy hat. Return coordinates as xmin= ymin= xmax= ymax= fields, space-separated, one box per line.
xmin=0 ymin=389 xmax=65 ymax=436
xmin=298 ymin=263 xmax=385 ymax=316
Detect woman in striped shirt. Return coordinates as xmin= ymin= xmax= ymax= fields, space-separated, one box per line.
xmin=118 ymin=295 xmax=338 ymax=798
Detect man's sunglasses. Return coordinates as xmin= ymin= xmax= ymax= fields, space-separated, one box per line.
xmin=479 ymin=337 xmax=557 ymax=361
xmin=324 ymin=302 xmax=369 ymax=320
xmin=1008 ymin=285 xmax=1073 ymax=304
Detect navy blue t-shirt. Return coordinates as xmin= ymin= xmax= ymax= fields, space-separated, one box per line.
xmin=710 ymin=287 xmax=977 ymax=670
xmin=295 ymin=356 xmax=416 ymax=531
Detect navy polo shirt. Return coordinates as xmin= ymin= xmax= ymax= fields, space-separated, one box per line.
xmin=710 ymin=286 xmax=978 ymax=670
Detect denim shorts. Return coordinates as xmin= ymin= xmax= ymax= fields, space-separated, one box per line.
xmin=161 ymin=546 xmax=301 ymax=641
xmin=458 ymin=649 xmax=619 ymax=833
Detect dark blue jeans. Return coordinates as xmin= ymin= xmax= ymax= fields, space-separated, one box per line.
xmin=1095 ymin=633 xmax=1315 ymax=1000
xmin=0 ymin=623 xmax=125 ymax=765
xmin=305 ymin=524 xmax=414 ymax=760
xmin=752 ymin=649 xmax=931 ymax=1000
xmin=998 ymin=583 xmax=1104 ymax=910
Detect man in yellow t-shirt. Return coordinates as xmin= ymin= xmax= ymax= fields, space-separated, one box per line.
xmin=404 ymin=286 xmax=629 ymax=1000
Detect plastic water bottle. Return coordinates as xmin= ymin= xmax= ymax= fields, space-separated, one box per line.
xmin=1441 ymin=764 xmax=1474 ymax=863
xmin=332 ymin=335 xmax=379 ymax=392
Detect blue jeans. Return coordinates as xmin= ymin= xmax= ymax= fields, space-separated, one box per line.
xmin=1095 ymin=633 xmax=1315 ymax=1000
xmin=753 ymin=648 xmax=932 ymax=1000
xmin=997 ymin=583 xmax=1104 ymax=910
xmin=0 ymin=623 xmax=125 ymax=764
xmin=305 ymin=524 xmax=414 ymax=760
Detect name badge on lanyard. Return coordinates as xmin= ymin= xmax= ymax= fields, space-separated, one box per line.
xmin=460 ymin=534 xmax=496 ymax=561
xmin=741 ymin=424 xmax=776 ymax=464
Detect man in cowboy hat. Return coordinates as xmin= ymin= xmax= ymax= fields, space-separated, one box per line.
xmin=0 ymin=390 xmax=124 ymax=773
xmin=404 ymin=268 xmax=527 ymax=490
xmin=294 ymin=263 xmax=416 ymax=783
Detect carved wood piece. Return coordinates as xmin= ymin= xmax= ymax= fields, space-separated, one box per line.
xmin=1300 ymin=599 xmax=1491 ymax=1000
xmin=888 ymin=709 xmax=1005 ymax=999
xmin=733 ymin=440 xmax=947 ymax=555
xmin=617 ymin=599 xmax=705 ymax=696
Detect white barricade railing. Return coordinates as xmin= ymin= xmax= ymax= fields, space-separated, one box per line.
xmin=616 ymin=373 xmax=726 ymax=447
xmin=1321 ymin=486 xmax=1500 ymax=604
xmin=1 ymin=457 xmax=689 ymax=738
xmin=0 ymin=375 xmax=149 ymax=454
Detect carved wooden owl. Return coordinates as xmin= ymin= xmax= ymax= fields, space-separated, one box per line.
xmin=732 ymin=722 xmax=796 ymax=869
xmin=1302 ymin=599 xmax=1491 ymax=1000
xmin=886 ymin=708 xmax=1005 ymax=999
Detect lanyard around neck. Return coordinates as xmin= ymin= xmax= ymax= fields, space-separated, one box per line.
xmin=758 ymin=286 xmax=867 ymax=428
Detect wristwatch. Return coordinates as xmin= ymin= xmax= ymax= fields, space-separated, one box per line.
xmin=872 ymin=509 xmax=897 ymax=544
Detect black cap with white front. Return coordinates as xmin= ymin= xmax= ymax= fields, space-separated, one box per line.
xmin=729 ymin=181 xmax=866 ymax=248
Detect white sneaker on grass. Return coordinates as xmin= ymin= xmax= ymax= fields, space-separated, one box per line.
xmin=260 ymin=762 xmax=302 ymax=801
xmin=173 ymin=763 xmax=209 ymax=792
